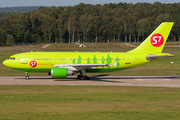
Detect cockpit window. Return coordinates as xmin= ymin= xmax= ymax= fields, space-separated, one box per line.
xmin=8 ymin=57 xmax=15 ymax=60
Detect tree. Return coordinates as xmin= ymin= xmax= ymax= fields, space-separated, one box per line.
xmin=92 ymin=15 xmax=101 ymax=43
xmin=67 ymin=18 xmax=71 ymax=43
xmin=0 ymin=3 xmax=180 ymax=45
xmin=126 ymin=4 xmax=137 ymax=42
xmin=15 ymin=13 xmax=31 ymax=43
xmin=29 ymin=12 xmax=41 ymax=43
xmin=0 ymin=28 xmax=6 ymax=46
xmin=68 ymin=8 xmax=80 ymax=43
xmin=101 ymin=8 xmax=113 ymax=43
xmin=1 ymin=13 xmax=20 ymax=41
xmin=41 ymin=14 xmax=53 ymax=43
xmin=55 ymin=19 xmax=65 ymax=44
xmin=80 ymin=14 xmax=93 ymax=43
xmin=6 ymin=34 xmax=14 ymax=46
xmin=112 ymin=18 xmax=123 ymax=42
xmin=136 ymin=19 xmax=149 ymax=42
xmin=154 ymin=13 xmax=170 ymax=27
xmin=92 ymin=4 xmax=102 ymax=43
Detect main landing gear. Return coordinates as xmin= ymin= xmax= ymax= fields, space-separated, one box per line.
xmin=77 ymin=75 xmax=89 ymax=80
xmin=77 ymin=69 xmax=89 ymax=80
xmin=25 ymin=72 xmax=29 ymax=80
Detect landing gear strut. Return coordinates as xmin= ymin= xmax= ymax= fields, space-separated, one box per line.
xmin=77 ymin=69 xmax=89 ymax=80
xmin=25 ymin=72 xmax=29 ymax=80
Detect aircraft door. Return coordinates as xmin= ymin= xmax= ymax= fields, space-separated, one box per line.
xmin=125 ymin=55 xmax=131 ymax=64
xmin=22 ymin=55 xmax=28 ymax=64
xmin=66 ymin=57 xmax=70 ymax=64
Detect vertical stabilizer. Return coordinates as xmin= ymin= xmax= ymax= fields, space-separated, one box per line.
xmin=128 ymin=22 xmax=174 ymax=53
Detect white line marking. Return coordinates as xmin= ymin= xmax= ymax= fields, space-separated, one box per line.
xmin=164 ymin=79 xmax=170 ymax=81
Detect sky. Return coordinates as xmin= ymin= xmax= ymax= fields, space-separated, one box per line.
xmin=0 ymin=0 xmax=179 ymax=7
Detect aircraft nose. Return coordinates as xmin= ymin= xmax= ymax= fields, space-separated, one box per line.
xmin=3 ymin=60 xmax=8 ymax=67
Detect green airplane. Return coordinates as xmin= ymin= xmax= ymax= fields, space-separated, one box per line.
xmin=3 ymin=22 xmax=174 ymax=80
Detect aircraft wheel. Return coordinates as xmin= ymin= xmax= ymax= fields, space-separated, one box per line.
xmin=77 ymin=75 xmax=81 ymax=79
xmin=78 ymin=75 xmax=89 ymax=80
xmin=85 ymin=76 xmax=89 ymax=80
xmin=25 ymin=76 xmax=29 ymax=80
xmin=79 ymin=76 xmax=85 ymax=80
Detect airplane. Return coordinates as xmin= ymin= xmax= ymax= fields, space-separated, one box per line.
xmin=3 ymin=22 xmax=174 ymax=80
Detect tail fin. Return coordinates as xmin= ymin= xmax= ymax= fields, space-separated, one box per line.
xmin=128 ymin=22 xmax=174 ymax=53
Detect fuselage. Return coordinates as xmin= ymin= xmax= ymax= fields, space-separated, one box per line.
xmin=3 ymin=52 xmax=150 ymax=73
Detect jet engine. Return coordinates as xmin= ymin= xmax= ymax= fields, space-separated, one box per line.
xmin=51 ymin=67 xmax=73 ymax=78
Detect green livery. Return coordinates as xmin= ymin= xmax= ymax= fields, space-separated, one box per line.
xmin=3 ymin=22 xmax=174 ymax=80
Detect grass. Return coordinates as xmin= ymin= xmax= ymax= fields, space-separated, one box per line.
xmin=0 ymin=86 xmax=180 ymax=120
xmin=0 ymin=42 xmax=180 ymax=76
xmin=1 ymin=42 xmax=179 ymax=52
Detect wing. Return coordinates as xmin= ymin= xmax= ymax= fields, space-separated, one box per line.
xmin=53 ymin=64 xmax=109 ymax=67
xmin=53 ymin=64 xmax=109 ymax=71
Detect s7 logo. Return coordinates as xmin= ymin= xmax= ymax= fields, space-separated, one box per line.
xmin=30 ymin=61 xmax=37 ymax=67
xmin=150 ymin=33 xmax=164 ymax=47
xmin=152 ymin=36 xmax=162 ymax=44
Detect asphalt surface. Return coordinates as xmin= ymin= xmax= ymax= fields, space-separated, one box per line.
xmin=0 ymin=75 xmax=180 ymax=87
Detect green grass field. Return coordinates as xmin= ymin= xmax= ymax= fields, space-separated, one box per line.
xmin=0 ymin=86 xmax=180 ymax=120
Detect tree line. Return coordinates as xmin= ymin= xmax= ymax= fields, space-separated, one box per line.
xmin=0 ymin=6 xmax=40 ymax=12
xmin=0 ymin=2 xmax=180 ymax=46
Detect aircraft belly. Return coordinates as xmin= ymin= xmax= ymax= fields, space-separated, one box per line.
xmin=13 ymin=68 xmax=51 ymax=72
xmin=86 ymin=68 xmax=132 ymax=73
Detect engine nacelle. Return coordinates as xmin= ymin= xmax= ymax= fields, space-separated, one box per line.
xmin=51 ymin=67 xmax=73 ymax=78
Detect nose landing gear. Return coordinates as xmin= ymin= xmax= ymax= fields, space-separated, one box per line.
xmin=25 ymin=72 xmax=29 ymax=80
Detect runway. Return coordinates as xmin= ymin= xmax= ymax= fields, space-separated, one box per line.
xmin=1 ymin=75 xmax=180 ymax=87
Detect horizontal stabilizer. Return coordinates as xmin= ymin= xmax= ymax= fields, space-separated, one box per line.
xmin=146 ymin=54 xmax=175 ymax=61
